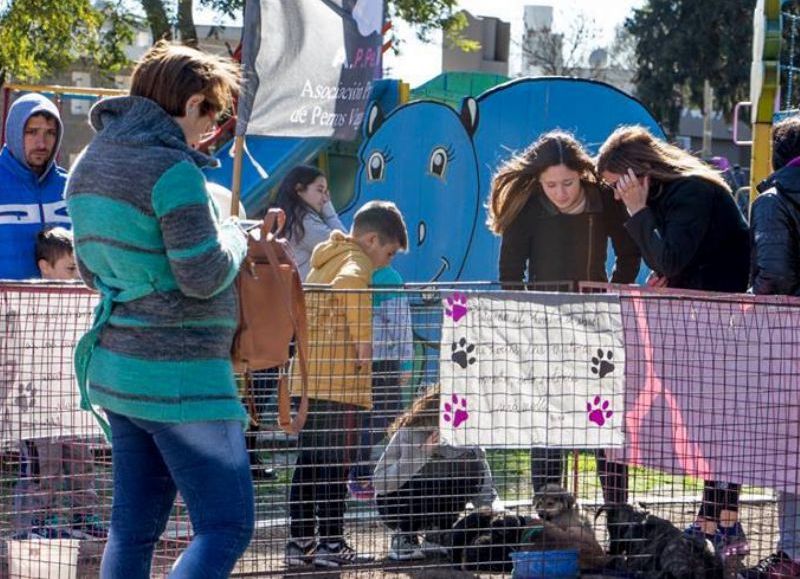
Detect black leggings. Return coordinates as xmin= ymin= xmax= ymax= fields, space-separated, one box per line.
xmin=377 ymin=461 xmax=482 ymax=533
xmin=530 ymin=448 xmax=628 ymax=505
xmin=289 ymin=400 xmax=359 ymax=542
xmin=699 ymin=480 xmax=740 ymax=521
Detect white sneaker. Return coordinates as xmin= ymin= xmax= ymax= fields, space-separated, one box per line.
xmin=389 ymin=533 xmax=425 ymax=561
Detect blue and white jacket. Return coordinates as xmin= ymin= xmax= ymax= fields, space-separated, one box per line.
xmin=0 ymin=93 xmax=69 ymax=279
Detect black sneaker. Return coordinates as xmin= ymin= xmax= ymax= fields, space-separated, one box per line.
xmin=285 ymin=539 xmax=315 ymax=567
xmin=313 ymin=540 xmax=370 ymax=568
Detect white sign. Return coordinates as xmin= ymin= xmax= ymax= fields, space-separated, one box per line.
xmin=439 ymin=292 xmax=625 ymax=448
xmin=1 ymin=289 xmax=101 ymax=444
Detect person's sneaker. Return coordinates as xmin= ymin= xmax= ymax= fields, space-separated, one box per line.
xmin=389 ymin=533 xmax=425 ymax=561
xmin=314 ymin=540 xmax=370 ymax=567
xmin=71 ymin=514 xmax=108 ymax=539
xmin=738 ymin=551 xmax=800 ymax=579
xmin=714 ymin=522 xmax=749 ymax=559
xmin=285 ymin=539 xmax=315 ymax=567
xmin=347 ymin=476 xmax=375 ymax=501
xmin=685 ymin=521 xmax=749 ymax=559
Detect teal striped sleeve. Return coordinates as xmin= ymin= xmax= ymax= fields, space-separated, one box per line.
xmin=152 ymin=161 xmax=246 ymax=299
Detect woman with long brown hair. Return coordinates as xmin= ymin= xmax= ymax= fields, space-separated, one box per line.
xmin=487 ymin=130 xmax=639 ymax=508
xmin=597 ymin=125 xmax=750 ymax=560
xmin=488 ymin=130 xmax=640 ymax=286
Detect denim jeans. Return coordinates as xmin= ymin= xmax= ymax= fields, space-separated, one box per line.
xmin=779 ymin=492 xmax=800 ymax=561
xmin=101 ymin=411 xmax=254 ymax=579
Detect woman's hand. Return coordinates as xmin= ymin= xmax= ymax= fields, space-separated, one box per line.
xmin=646 ymin=272 xmax=668 ymax=288
xmin=614 ymin=168 xmax=650 ymax=216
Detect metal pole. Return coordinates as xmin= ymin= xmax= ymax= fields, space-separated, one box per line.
xmin=231 ymin=135 xmax=245 ymax=218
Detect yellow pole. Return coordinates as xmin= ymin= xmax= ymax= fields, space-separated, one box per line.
xmin=749 ymin=0 xmax=782 ymax=205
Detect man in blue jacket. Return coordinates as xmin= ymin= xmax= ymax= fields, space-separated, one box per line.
xmin=0 ymin=93 xmax=70 ymax=279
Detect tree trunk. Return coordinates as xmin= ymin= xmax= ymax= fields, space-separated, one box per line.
xmin=140 ymin=0 xmax=172 ymax=42
xmin=177 ymin=0 xmax=198 ymax=46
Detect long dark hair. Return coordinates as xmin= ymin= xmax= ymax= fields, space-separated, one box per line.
xmin=274 ymin=165 xmax=325 ymax=241
xmin=487 ymin=131 xmax=598 ymax=234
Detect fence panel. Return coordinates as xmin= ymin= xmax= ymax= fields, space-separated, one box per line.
xmin=0 ymin=282 xmax=798 ymax=577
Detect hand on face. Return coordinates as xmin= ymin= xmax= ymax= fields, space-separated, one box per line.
xmin=606 ymin=168 xmax=649 ymax=216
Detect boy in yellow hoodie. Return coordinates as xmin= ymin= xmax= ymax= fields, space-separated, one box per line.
xmin=287 ymin=201 xmax=408 ymax=569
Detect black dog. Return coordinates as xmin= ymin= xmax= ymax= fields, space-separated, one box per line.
xmin=599 ymin=504 xmax=723 ymax=578
xmin=449 ymin=509 xmax=533 ymax=572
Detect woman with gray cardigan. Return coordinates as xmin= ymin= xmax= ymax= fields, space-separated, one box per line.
xmin=274 ymin=165 xmax=345 ymax=279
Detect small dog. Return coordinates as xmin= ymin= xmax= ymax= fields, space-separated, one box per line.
xmin=532 ymin=484 xmax=607 ymax=570
xmin=599 ymin=503 xmax=723 ymax=578
xmin=450 ymin=508 xmax=533 ymax=572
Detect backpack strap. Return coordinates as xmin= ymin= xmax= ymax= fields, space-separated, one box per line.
xmin=260 ymin=209 xmax=309 ymax=434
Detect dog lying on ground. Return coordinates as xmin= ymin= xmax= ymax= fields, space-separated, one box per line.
xmin=532 ymin=484 xmax=608 ymax=571
xmin=599 ymin=503 xmax=723 ymax=578
xmin=449 ymin=508 xmax=531 ymax=572
xmin=449 ymin=485 xmax=607 ymax=573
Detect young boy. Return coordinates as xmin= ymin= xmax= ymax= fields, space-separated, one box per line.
xmin=286 ymin=201 xmax=408 ymax=568
xmin=14 ymin=226 xmax=105 ymax=540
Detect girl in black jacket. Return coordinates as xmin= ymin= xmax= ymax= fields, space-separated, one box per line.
xmin=487 ymin=130 xmax=641 ymax=506
xmin=597 ymin=126 xmax=750 ymax=560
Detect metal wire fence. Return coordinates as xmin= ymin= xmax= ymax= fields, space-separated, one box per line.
xmin=1 ymin=281 xmax=798 ymax=577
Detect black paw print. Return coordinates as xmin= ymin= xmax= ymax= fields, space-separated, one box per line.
xmin=15 ymin=382 xmax=36 ymax=410
xmin=591 ymin=349 xmax=615 ymax=379
xmin=451 ymin=337 xmax=476 ymax=369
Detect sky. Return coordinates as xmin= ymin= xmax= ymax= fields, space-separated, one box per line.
xmin=384 ymin=0 xmax=645 ymax=87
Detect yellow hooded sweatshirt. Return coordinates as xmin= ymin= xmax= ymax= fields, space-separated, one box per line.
xmin=291 ymin=230 xmax=374 ymax=409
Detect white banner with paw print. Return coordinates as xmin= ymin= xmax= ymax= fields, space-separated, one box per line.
xmin=439 ymin=292 xmax=625 ymax=448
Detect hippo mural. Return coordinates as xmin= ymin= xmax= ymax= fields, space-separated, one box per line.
xmin=341 ymin=76 xmax=666 ymax=283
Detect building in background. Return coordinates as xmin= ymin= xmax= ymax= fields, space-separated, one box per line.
xmin=442 ymin=11 xmax=510 ymax=76
xmin=1 ymin=21 xmax=241 ymax=168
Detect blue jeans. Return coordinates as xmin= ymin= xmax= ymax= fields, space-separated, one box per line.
xmin=779 ymin=492 xmax=800 ymax=560
xmin=101 ymin=411 xmax=254 ymax=579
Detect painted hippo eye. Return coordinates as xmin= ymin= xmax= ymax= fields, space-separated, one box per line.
xmin=429 ymin=146 xmax=449 ymax=179
xmin=367 ymin=151 xmax=385 ymax=181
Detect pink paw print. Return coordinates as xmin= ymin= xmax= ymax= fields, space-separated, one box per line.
xmin=445 ymin=293 xmax=468 ymax=323
xmin=587 ymin=395 xmax=613 ymax=426
xmin=443 ymin=393 xmax=469 ymax=428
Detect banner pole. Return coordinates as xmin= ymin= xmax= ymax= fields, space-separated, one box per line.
xmin=231 ymin=135 xmax=245 ymax=218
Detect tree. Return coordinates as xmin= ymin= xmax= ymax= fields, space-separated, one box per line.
xmin=521 ymin=12 xmax=601 ymax=76
xmin=0 ymin=0 xmax=134 ymax=88
xmin=143 ymin=0 xmax=476 ymax=51
xmin=625 ymin=0 xmax=755 ymax=134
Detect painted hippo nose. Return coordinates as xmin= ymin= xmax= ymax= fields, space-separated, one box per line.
xmin=417 ymin=221 xmax=426 ymax=246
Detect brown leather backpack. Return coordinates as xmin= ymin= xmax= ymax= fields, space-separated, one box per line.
xmin=232 ymin=208 xmax=308 ymax=434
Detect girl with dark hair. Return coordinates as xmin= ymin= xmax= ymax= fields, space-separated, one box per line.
xmin=274 ymin=164 xmax=345 ymax=279
xmin=597 ymin=125 xmax=750 ymax=560
xmin=486 ymin=130 xmax=640 ymax=507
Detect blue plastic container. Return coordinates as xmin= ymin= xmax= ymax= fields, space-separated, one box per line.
xmin=511 ymin=549 xmax=579 ymax=579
